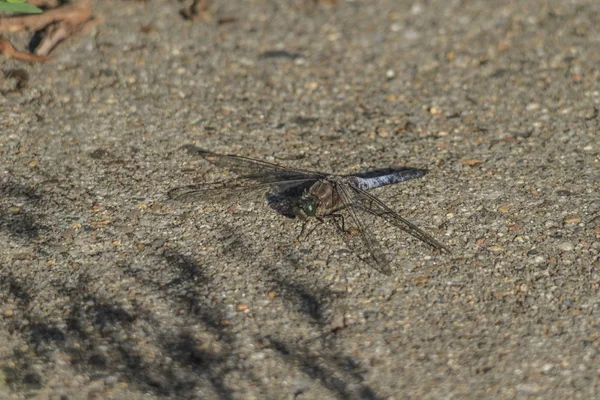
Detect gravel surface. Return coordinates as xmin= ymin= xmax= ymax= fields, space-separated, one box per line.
xmin=1 ymin=0 xmax=599 ymax=399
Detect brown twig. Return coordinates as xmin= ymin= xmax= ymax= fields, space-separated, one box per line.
xmin=0 ymin=0 xmax=100 ymax=60
xmin=35 ymin=14 xmax=102 ymax=56
xmin=0 ymin=38 xmax=49 ymax=62
xmin=0 ymin=0 xmax=92 ymax=32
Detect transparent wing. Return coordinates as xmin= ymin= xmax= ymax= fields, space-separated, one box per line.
xmin=169 ymin=148 xmax=325 ymax=203
xmin=333 ymin=182 xmax=392 ymax=275
xmin=350 ymin=185 xmax=451 ymax=253
xmin=183 ymin=147 xmax=328 ymax=183
xmin=168 ymin=178 xmax=315 ymax=203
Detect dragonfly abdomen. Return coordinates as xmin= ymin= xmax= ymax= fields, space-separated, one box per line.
xmin=352 ymin=168 xmax=427 ymax=190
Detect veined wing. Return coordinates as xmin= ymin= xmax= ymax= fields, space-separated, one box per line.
xmin=185 ymin=148 xmax=328 ymax=183
xmin=168 ymin=178 xmax=315 ymax=202
xmin=334 ymin=181 xmax=392 ymax=275
xmin=350 ymin=186 xmax=451 ymax=253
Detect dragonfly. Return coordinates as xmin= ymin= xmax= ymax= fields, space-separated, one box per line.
xmin=168 ymin=147 xmax=450 ymax=275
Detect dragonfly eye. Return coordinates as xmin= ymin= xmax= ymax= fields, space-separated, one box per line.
xmin=302 ymin=199 xmax=317 ymax=216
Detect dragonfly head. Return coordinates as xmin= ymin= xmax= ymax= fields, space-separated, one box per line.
xmin=294 ymin=197 xmax=318 ymax=218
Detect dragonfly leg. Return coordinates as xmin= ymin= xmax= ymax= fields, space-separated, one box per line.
xmin=298 ymin=217 xmax=326 ymax=242
xmin=321 ymin=212 xmax=346 ymax=233
xmin=297 ymin=220 xmax=308 ymax=241
xmin=320 ymin=204 xmax=349 ymax=233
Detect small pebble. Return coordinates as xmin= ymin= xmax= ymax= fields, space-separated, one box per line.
xmin=249 ymin=351 xmax=266 ymax=361
xmin=534 ymin=256 xmax=546 ymax=264
xmin=563 ymin=216 xmax=581 ymax=224
xmin=487 ymin=245 xmax=505 ymax=253
xmin=516 ymin=383 xmax=541 ymax=394
xmin=557 ymin=242 xmax=574 ymax=252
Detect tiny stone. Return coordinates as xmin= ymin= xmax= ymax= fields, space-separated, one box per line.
xmin=563 ymin=216 xmax=581 ymax=224
xmin=534 ymin=256 xmax=545 ymax=264
xmin=557 ymin=242 xmax=574 ymax=252
xmin=498 ymin=204 xmax=510 ymax=213
xmin=516 ymin=383 xmax=541 ymax=394
xmin=250 ymin=351 xmax=266 ymax=361
xmin=487 ymin=245 xmax=504 ymax=253
xmin=541 ymin=363 xmax=554 ymax=373
xmin=8 ymin=206 xmax=22 ymax=214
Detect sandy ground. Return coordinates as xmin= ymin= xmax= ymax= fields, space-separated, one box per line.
xmin=1 ymin=0 xmax=599 ymax=399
